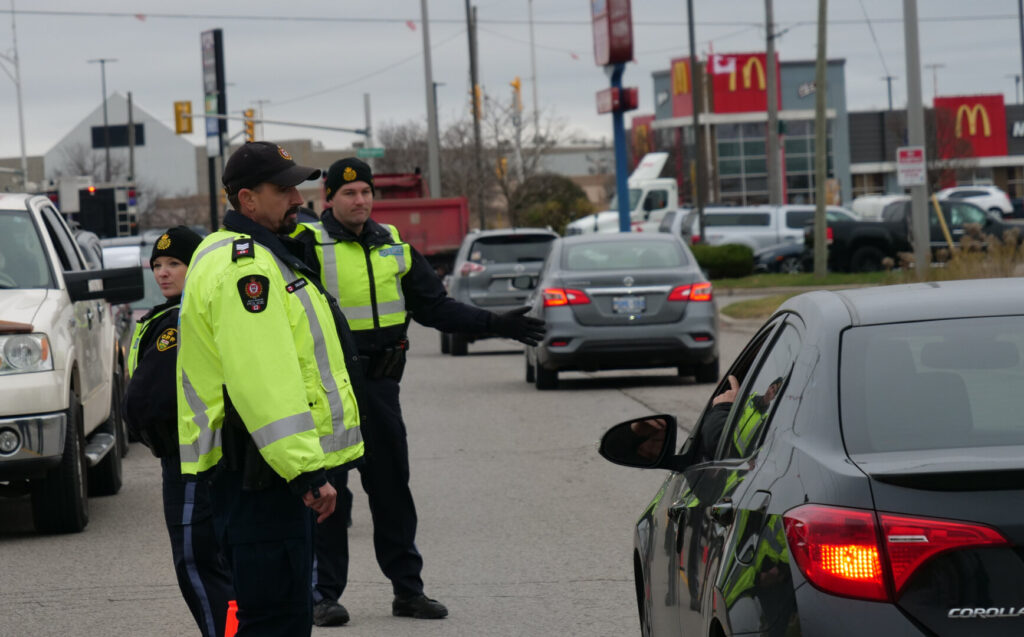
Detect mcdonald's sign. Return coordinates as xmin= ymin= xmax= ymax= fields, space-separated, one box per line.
xmin=934 ymin=94 xmax=1007 ymax=158
xmin=670 ymin=57 xmax=693 ymax=117
xmin=708 ymin=52 xmax=781 ymax=114
xmin=630 ymin=114 xmax=655 ymax=169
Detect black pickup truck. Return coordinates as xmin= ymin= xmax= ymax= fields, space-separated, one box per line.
xmin=807 ymin=199 xmax=1021 ymax=271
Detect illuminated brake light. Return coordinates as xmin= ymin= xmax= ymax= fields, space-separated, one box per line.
xmin=459 ymin=262 xmax=486 ymax=277
xmin=826 ymin=227 xmax=834 ymax=245
xmin=542 ymin=288 xmax=590 ymax=307
xmin=785 ymin=504 xmax=1010 ymax=602
xmin=668 ymin=282 xmax=713 ymax=302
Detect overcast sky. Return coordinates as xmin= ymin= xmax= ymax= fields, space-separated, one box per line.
xmin=1 ymin=1 xmax=1022 ymax=160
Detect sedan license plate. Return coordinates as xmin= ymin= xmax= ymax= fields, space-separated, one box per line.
xmin=612 ymin=295 xmax=645 ymax=314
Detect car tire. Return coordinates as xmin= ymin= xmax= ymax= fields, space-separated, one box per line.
xmin=89 ymin=367 xmax=125 ymax=497
xmin=31 ymin=388 xmax=89 ymax=534
xmin=450 ymin=333 xmax=468 ymax=357
xmin=525 ymin=351 xmax=535 ymax=383
xmin=850 ymin=245 xmax=885 ymax=272
xmin=535 ymin=364 xmax=558 ymax=390
xmin=440 ymin=331 xmax=450 ymax=355
xmin=779 ymin=256 xmax=805 ymax=274
xmin=694 ymin=357 xmax=720 ymax=384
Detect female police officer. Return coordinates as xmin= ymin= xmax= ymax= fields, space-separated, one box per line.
xmin=123 ymin=226 xmax=236 ymax=637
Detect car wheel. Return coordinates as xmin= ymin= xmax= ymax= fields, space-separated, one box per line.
xmin=850 ymin=245 xmax=885 ymax=272
xmin=31 ymin=388 xmax=89 ymax=534
xmin=450 ymin=333 xmax=468 ymax=357
xmin=779 ymin=256 xmax=804 ymax=274
xmin=89 ymin=367 xmax=125 ymax=497
xmin=694 ymin=357 xmax=720 ymax=384
xmin=525 ymin=351 xmax=535 ymax=383
xmin=440 ymin=331 xmax=450 ymax=355
xmin=535 ymin=364 xmax=558 ymax=390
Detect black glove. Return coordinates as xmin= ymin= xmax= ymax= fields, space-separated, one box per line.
xmin=489 ymin=306 xmax=546 ymax=346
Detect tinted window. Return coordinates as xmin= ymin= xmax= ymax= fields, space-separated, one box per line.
xmin=704 ymin=212 xmax=771 ymax=227
xmin=841 ymin=317 xmax=1024 ymax=453
xmin=644 ymin=189 xmax=668 ymax=210
xmin=467 ymin=235 xmax=555 ymax=264
xmin=881 ymin=201 xmax=908 ymax=221
xmin=563 ymin=240 xmax=686 ymax=271
xmin=39 ymin=205 xmax=84 ymax=271
xmin=947 ymin=202 xmax=987 ymax=226
xmin=0 ymin=210 xmax=55 ymax=288
xmin=948 ymin=189 xmax=986 ymax=199
xmin=786 ymin=210 xmax=813 ymax=228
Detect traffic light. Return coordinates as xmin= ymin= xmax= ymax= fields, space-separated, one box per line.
xmin=173 ymin=101 xmax=193 ymax=135
xmin=496 ymin=157 xmax=508 ymax=179
xmin=243 ymin=109 xmax=255 ymax=142
xmin=510 ymin=76 xmax=522 ymax=112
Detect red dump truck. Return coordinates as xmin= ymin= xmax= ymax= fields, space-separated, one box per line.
xmin=321 ymin=170 xmax=469 ymax=275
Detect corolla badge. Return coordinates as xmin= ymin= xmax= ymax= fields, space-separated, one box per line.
xmin=948 ymin=607 xmax=1024 ymax=619
xmin=623 ymin=276 xmax=634 ymax=287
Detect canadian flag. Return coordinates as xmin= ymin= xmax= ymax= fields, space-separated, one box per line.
xmin=712 ymin=55 xmax=737 ymax=75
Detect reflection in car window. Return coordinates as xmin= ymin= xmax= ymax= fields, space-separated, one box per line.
xmin=467 ymin=235 xmax=555 ymax=264
xmin=563 ymin=239 xmax=686 ymax=270
xmin=0 ymin=211 xmax=55 ymax=288
xmin=948 ymin=202 xmax=986 ymax=226
xmin=719 ymin=324 xmax=801 ymax=460
xmin=704 ymin=212 xmax=771 ymax=227
xmin=40 ymin=205 xmax=84 ymax=272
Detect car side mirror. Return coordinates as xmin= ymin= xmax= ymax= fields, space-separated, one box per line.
xmin=65 ymin=266 xmax=145 ymax=305
xmin=510 ymin=274 xmax=534 ymax=290
xmin=599 ymin=414 xmax=685 ymax=469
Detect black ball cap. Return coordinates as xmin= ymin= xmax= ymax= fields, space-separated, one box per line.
xmin=222 ymin=141 xmax=321 ymax=194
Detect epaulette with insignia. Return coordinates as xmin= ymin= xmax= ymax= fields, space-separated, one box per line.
xmin=232 ymin=238 xmax=255 ymax=262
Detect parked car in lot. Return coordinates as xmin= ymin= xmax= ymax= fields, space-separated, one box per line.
xmin=600 ymin=278 xmax=1024 ymax=636
xmin=523 ymin=233 xmax=718 ymax=389
xmin=936 ymin=185 xmax=1014 ymax=217
xmin=443 ymin=227 xmax=558 ymax=356
xmin=752 ymin=241 xmax=810 ymax=273
xmin=0 ymin=194 xmax=143 ymax=533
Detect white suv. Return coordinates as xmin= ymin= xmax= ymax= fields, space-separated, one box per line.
xmin=936 ymin=186 xmax=1014 ymax=217
xmin=0 ymin=194 xmax=143 ymax=533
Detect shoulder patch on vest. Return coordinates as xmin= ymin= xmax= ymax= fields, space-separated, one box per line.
xmin=237 ymin=275 xmax=270 ymax=313
xmin=378 ymin=245 xmax=403 ymax=257
xmin=155 ymin=327 xmax=178 ymax=352
xmin=232 ymin=238 xmax=255 ymax=261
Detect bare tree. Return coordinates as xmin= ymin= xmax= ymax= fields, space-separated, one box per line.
xmin=51 ymin=143 xmax=129 ymax=183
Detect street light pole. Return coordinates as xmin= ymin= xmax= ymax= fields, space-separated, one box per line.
xmin=88 ymin=57 xmax=117 ymax=182
xmin=0 ymin=0 xmax=29 ymax=187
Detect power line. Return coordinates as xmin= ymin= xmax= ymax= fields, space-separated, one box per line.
xmin=856 ymin=0 xmax=890 ymax=77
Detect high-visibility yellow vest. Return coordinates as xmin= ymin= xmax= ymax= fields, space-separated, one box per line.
xmin=733 ymin=396 xmax=767 ymax=456
xmin=176 ymin=230 xmax=363 ymax=479
xmin=127 ymin=304 xmax=177 ymax=377
xmin=302 ymin=222 xmax=411 ymax=331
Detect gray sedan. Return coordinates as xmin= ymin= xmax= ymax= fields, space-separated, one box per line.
xmin=523 ymin=233 xmax=719 ymax=389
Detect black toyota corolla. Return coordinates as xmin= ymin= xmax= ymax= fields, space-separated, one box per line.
xmin=600 ymin=279 xmax=1024 ymax=636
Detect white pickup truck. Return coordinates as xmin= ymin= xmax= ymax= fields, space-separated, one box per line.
xmin=0 ymin=194 xmax=143 ymax=533
xmin=566 ymin=152 xmax=680 ymax=235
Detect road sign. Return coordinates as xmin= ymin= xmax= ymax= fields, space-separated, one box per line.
xmin=896 ymin=146 xmax=926 ymax=187
xmin=356 ymin=147 xmax=385 ymax=159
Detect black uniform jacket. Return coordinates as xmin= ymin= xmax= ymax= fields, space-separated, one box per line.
xmin=299 ymin=212 xmax=493 ymax=354
xmin=124 ymin=298 xmax=181 ymax=458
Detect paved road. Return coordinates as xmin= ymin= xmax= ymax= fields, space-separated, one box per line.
xmin=0 ymin=320 xmax=755 ymax=637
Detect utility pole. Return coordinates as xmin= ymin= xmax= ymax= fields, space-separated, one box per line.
xmin=420 ymin=0 xmax=442 ymax=198
xmin=252 ymin=98 xmax=271 ymax=139
xmin=904 ymin=0 xmax=930 ymax=276
xmin=923 ymin=62 xmax=944 ymax=103
xmin=1006 ymin=74 xmax=1022 ymax=104
xmin=0 ymin=0 xmax=28 ymax=187
xmin=686 ymin=0 xmax=707 ymax=242
xmin=765 ymin=0 xmax=781 ymax=204
xmin=1019 ymin=0 xmax=1024 ymax=102
xmin=527 ymin=0 xmax=540 ymax=139
xmin=127 ymin=91 xmax=135 ymax=181
xmin=812 ymin=0 xmax=828 ymax=278
xmin=465 ymin=0 xmax=485 ymax=229
xmin=882 ymin=75 xmax=896 ymax=110
xmin=88 ymin=57 xmax=117 ymax=182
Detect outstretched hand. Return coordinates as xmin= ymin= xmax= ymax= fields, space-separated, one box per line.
xmin=491 ymin=306 xmax=546 ymax=346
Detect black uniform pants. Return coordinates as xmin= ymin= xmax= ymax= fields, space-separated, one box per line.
xmin=161 ymin=457 xmax=235 ymax=637
xmin=313 ymin=376 xmax=424 ymax=601
xmin=210 ymin=468 xmax=313 ymax=636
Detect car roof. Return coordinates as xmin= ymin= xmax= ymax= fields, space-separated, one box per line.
xmin=558 ymin=232 xmax=684 ymax=245
xmin=465 ymin=227 xmax=558 ymax=239
xmin=781 ymin=279 xmax=1024 ymax=327
xmin=0 ymin=193 xmax=43 ymax=209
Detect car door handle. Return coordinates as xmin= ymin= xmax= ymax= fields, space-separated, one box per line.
xmin=710 ymin=500 xmax=735 ymax=526
xmin=85 ymin=308 xmax=94 ymax=328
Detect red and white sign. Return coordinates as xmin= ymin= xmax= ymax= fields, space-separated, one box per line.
xmin=896 ymin=146 xmax=926 ymax=187
xmin=670 ymin=57 xmax=693 ymax=117
xmin=596 ymin=87 xmax=638 ymax=114
xmin=591 ymin=0 xmax=633 ymax=66
xmin=933 ymin=94 xmax=1007 ymax=159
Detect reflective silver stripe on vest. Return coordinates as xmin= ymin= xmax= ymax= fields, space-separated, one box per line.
xmin=190 ymin=236 xmax=236 ymax=271
xmin=179 ymin=368 xmax=220 ymax=463
xmin=251 ymin=412 xmax=317 ymax=450
xmin=312 ymin=223 xmax=340 ymax=300
xmin=339 ymin=298 xmax=405 ymax=321
xmin=268 ymin=254 xmax=362 ymax=453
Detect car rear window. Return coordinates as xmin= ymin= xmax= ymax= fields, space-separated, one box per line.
xmin=563 ymin=240 xmax=686 ymax=270
xmin=468 ymin=235 xmax=555 ymax=264
xmin=839 ymin=317 xmax=1024 ymax=453
xmin=0 ymin=210 xmax=55 ymax=288
xmin=704 ymin=212 xmax=771 ymax=227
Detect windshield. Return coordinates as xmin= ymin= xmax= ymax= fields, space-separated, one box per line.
xmin=840 ymin=317 xmax=1024 ymax=453
xmin=0 ymin=210 xmax=55 ymax=289
xmin=608 ymin=188 xmax=643 ymax=211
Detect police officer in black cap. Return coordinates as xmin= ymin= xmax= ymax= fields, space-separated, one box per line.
xmin=295 ymin=157 xmax=546 ymax=626
xmin=124 ymin=225 xmax=237 ymax=636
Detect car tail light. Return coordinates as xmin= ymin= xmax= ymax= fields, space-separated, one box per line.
xmin=459 ymin=262 xmax=486 ymax=277
xmin=549 ymin=339 xmax=570 ymax=347
xmin=826 ymin=227 xmax=834 ymax=245
xmin=784 ymin=504 xmax=1009 ymax=602
xmin=668 ymin=282 xmax=713 ymax=302
xmin=542 ymin=288 xmax=590 ymax=307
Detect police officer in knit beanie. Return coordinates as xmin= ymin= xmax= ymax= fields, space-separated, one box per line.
xmin=324 ymin=157 xmax=374 ymax=202
xmin=150 ymin=226 xmax=204 ymax=267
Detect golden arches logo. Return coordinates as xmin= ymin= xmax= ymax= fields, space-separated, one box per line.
xmin=729 ymin=56 xmax=766 ymax=92
xmin=954 ymin=104 xmax=991 ymax=138
xmin=672 ymin=60 xmax=690 ymax=95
